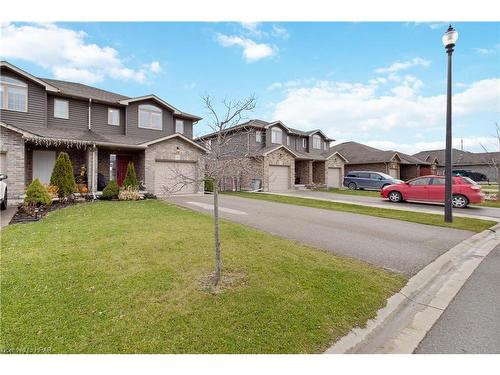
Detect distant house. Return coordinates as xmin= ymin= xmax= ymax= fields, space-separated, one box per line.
xmin=329 ymin=141 xmax=436 ymax=180
xmin=197 ymin=119 xmax=347 ymax=192
xmin=413 ymin=149 xmax=500 ymax=182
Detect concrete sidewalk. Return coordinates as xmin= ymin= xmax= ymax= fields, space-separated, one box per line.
xmin=0 ymin=206 xmax=17 ymax=228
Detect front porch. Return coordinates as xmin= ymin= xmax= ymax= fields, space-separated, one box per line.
xmin=25 ymin=141 xmax=145 ymax=194
xmin=294 ymin=159 xmax=327 ymax=187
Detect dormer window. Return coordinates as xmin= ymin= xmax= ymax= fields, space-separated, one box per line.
xmin=0 ymin=76 xmax=27 ymax=112
xmin=302 ymin=138 xmax=307 ymax=148
xmin=271 ymin=127 xmax=282 ymax=144
xmin=313 ymin=134 xmax=321 ymax=149
xmin=255 ymin=130 xmax=262 ymax=143
xmin=287 ymin=135 xmax=290 ymax=146
xmin=138 ymin=104 xmax=162 ymax=130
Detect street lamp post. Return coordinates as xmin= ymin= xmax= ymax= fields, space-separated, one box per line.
xmin=442 ymin=24 xmax=458 ymax=223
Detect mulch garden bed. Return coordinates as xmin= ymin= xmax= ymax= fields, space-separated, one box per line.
xmin=10 ymin=199 xmax=86 ymax=225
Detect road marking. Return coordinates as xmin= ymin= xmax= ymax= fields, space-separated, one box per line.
xmin=186 ymin=201 xmax=248 ymax=215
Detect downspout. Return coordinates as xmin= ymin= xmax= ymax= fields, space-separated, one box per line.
xmin=91 ymin=143 xmax=96 ymax=200
xmin=88 ymin=98 xmax=92 ymax=131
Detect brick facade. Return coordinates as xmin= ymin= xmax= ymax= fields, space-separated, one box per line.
xmin=344 ymin=162 xmax=396 ymax=176
xmin=144 ymin=137 xmax=205 ymax=194
xmin=0 ymin=127 xmax=25 ymax=199
xmin=295 ymin=160 xmax=313 ymax=185
xmin=263 ymin=148 xmax=295 ymax=191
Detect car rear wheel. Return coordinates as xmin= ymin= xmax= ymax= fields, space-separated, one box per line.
xmin=348 ymin=182 xmax=357 ymax=190
xmin=452 ymin=194 xmax=469 ymax=208
xmin=388 ymin=191 xmax=402 ymax=203
xmin=1 ymin=189 xmax=7 ymax=211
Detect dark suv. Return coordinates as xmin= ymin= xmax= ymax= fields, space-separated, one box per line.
xmin=453 ymin=170 xmax=489 ymax=183
xmin=343 ymin=171 xmax=403 ymax=191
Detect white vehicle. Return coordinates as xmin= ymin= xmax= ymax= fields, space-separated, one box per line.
xmin=0 ymin=174 xmax=8 ymax=210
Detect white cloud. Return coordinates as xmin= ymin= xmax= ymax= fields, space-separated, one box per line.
xmin=375 ymin=57 xmax=431 ymax=74
xmin=272 ymin=25 xmax=289 ymax=39
xmin=240 ymin=22 xmax=262 ymax=37
xmin=475 ymin=48 xmax=494 ymax=55
xmin=0 ymin=22 xmax=161 ymax=84
xmin=271 ymin=77 xmax=500 ymax=143
xmin=215 ymin=33 xmax=276 ymax=62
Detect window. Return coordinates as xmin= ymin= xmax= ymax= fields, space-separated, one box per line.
xmin=109 ymin=154 xmax=117 ymax=181
xmin=358 ymin=173 xmax=371 ymax=179
xmin=54 ymin=99 xmax=69 ymax=119
xmin=0 ymin=76 xmax=27 ymax=112
xmin=302 ymin=138 xmax=307 ymax=148
xmin=175 ymin=119 xmax=184 ymax=134
xmin=313 ymin=134 xmax=321 ymax=149
xmin=324 ymin=142 xmax=328 ymax=151
xmin=108 ymin=108 xmax=120 ymax=126
xmin=255 ymin=130 xmax=262 ymax=143
xmin=138 ymin=104 xmax=162 ymax=130
xmin=431 ymin=177 xmax=445 ymax=185
xmin=370 ymin=173 xmax=384 ymax=180
xmin=287 ymin=135 xmax=290 ymax=146
xmin=409 ymin=177 xmax=432 ymax=186
xmin=271 ymin=127 xmax=282 ymax=144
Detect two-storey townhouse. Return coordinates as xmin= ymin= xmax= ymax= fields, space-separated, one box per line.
xmin=197 ymin=119 xmax=347 ymax=192
xmin=0 ymin=61 xmax=207 ymax=200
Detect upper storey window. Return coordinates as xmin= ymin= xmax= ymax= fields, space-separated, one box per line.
xmin=139 ymin=104 xmax=162 ymax=130
xmin=175 ymin=119 xmax=184 ymax=134
xmin=108 ymin=108 xmax=120 ymax=126
xmin=0 ymin=76 xmax=27 ymax=112
xmin=271 ymin=127 xmax=282 ymax=144
xmin=313 ymin=134 xmax=321 ymax=149
xmin=255 ymin=130 xmax=262 ymax=143
xmin=54 ymin=98 xmax=69 ymax=119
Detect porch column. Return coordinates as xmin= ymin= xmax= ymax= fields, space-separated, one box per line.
xmin=307 ymin=161 xmax=313 ymax=185
xmin=86 ymin=146 xmax=98 ymax=196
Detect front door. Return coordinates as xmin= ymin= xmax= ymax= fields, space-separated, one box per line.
xmin=33 ymin=150 xmax=56 ymax=184
xmin=117 ymin=156 xmax=132 ymax=186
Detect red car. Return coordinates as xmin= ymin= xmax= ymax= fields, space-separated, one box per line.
xmin=381 ymin=175 xmax=485 ymax=208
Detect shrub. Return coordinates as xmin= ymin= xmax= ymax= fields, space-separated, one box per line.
xmin=25 ymin=178 xmax=52 ymax=206
xmin=204 ymin=178 xmax=214 ymax=192
xmin=45 ymin=184 xmax=59 ymax=198
xmin=123 ymin=162 xmax=139 ymax=189
xmin=50 ymin=152 xmax=76 ymax=198
xmin=118 ymin=186 xmax=141 ymax=201
xmin=102 ymin=180 xmax=120 ymax=200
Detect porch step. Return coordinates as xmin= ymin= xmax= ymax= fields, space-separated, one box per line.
xmin=294 ymin=184 xmax=308 ymax=190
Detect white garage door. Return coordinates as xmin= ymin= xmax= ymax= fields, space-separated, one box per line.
xmin=154 ymin=161 xmax=197 ymax=196
xmin=268 ymin=165 xmax=290 ymax=191
xmin=389 ymin=168 xmax=398 ymax=178
xmin=327 ymin=167 xmax=341 ymax=188
xmin=33 ymin=150 xmax=56 ymax=184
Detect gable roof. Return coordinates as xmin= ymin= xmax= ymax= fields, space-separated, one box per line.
xmin=1 ymin=61 xmax=59 ymax=92
xmin=413 ymin=148 xmax=500 ymax=166
xmin=40 ymin=78 xmax=129 ymax=103
xmin=329 ymin=141 xmax=428 ymax=165
xmin=140 ymin=133 xmax=207 ymax=152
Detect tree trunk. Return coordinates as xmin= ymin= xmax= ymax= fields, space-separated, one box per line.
xmin=213 ymin=182 xmax=222 ymax=286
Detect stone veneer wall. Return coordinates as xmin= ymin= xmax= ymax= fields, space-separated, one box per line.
xmin=344 ymin=162 xmax=395 ymax=176
xmin=0 ymin=127 xmax=25 ymax=199
xmin=312 ymin=161 xmax=325 ymax=184
xmin=144 ymin=138 xmax=205 ymax=194
xmin=295 ymin=160 xmax=313 ymax=185
xmin=97 ymin=149 xmax=144 ymax=186
xmin=263 ymin=148 xmax=295 ymax=191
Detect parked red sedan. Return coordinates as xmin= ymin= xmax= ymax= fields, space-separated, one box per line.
xmin=381 ymin=175 xmax=485 ymax=208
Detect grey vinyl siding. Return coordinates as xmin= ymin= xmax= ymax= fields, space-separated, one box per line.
xmin=265 ymin=125 xmax=286 ymax=147
xmin=0 ymin=67 xmax=47 ymax=128
xmin=309 ymin=134 xmax=324 ymax=155
xmin=295 ymin=136 xmax=308 ymax=152
xmin=175 ymin=118 xmax=193 ymax=139
xmin=47 ymin=95 xmax=89 ymax=130
xmin=91 ymin=103 xmax=125 ymax=135
xmin=126 ymin=99 xmax=174 ymax=141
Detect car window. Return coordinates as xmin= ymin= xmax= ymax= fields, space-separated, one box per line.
xmin=408 ymin=177 xmax=432 ymax=186
xmin=461 ymin=176 xmax=477 ymax=185
xmin=346 ymin=174 xmax=357 ymax=178
xmin=431 ymin=177 xmax=445 ymax=185
xmin=370 ymin=173 xmax=383 ymax=180
xmin=358 ymin=173 xmax=371 ymax=178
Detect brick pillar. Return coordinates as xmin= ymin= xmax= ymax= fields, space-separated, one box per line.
xmin=307 ymin=161 xmax=313 ymax=185
xmin=86 ymin=146 xmax=98 ymax=195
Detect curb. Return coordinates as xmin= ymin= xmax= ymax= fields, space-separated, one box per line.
xmin=325 ymin=222 xmax=500 ymax=354
xmin=264 ymin=192 xmax=500 ymax=222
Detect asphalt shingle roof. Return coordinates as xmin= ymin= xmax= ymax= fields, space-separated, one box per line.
xmin=39 ymin=78 xmax=130 ymax=103
xmin=413 ymin=149 xmax=500 ymax=166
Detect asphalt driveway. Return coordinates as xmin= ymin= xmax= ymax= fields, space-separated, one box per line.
xmin=287 ymin=190 xmax=500 ymax=220
xmin=167 ymin=194 xmax=473 ymax=276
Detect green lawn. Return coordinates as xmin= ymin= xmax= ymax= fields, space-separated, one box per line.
xmin=475 ymin=200 xmax=500 ymax=208
xmin=0 ymin=201 xmax=406 ymax=354
xmin=226 ymin=192 xmax=496 ymax=233
xmin=315 ymin=188 xmax=381 ymax=197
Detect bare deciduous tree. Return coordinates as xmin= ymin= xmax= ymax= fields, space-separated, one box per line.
xmin=162 ymin=94 xmax=257 ymax=286
xmin=480 ymin=122 xmax=500 ymax=201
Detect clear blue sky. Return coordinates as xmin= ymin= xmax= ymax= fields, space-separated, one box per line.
xmin=2 ymin=22 xmax=499 ymax=153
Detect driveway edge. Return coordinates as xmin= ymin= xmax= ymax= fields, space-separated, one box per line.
xmin=325 ymin=222 xmax=500 ymax=354
xmin=265 ymin=192 xmax=500 ymax=222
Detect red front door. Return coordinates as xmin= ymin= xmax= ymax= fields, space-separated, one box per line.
xmin=117 ymin=156 xmax=132 ymax=186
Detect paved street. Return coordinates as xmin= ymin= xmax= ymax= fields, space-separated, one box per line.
xmin=287 ymin=190 xmax=500 ymax=220
xmin=167 ymin=194 xmax=473 ymax=276
xmin=415 ymin=244 xmax=500 ymax=354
